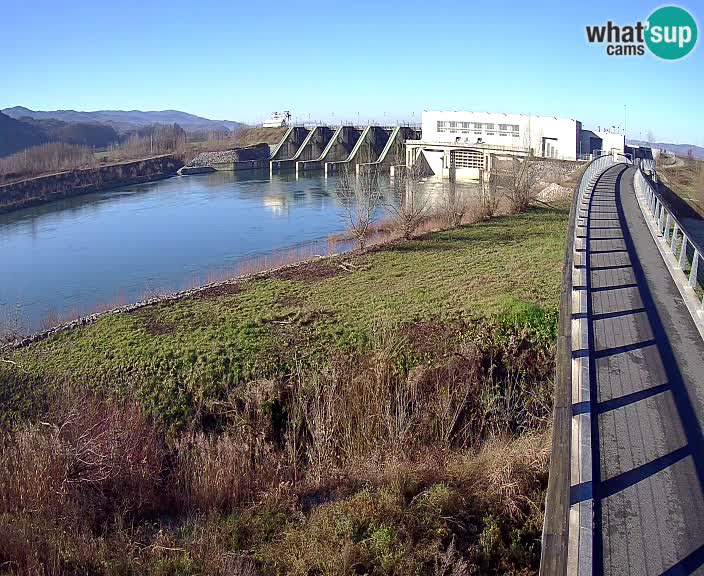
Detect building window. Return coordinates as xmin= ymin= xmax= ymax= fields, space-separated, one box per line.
xmin=511 ymin=125 xmax=520 ymax=137
xmin=437 ymin=120 xmax=451 ymax=133
xmin=485 ymin=123 xmax=495 ymax=135
xmin=473 ymin=122 xmax=482 ymax=134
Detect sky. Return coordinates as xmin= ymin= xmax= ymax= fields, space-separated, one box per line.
xmin=2 ymin=0 xmax=703 ymax=145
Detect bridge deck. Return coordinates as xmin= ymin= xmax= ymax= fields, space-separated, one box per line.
xmin=574 ymin=164 xmax=704 ymax=575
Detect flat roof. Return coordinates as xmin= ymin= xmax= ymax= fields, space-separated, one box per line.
xmin=422 ymin=110 xmax=578 ymax=122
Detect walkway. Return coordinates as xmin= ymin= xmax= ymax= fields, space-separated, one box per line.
xmin=568 ymin=164 xmax=704 ymax=575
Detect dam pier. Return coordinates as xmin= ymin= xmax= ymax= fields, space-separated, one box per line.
xmin=179 ymin=124 xmax=421 ymax=177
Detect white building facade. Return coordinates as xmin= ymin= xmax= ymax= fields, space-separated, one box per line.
xmin=422 ymin=111 xmax=582 ymax=159
xmin=406 ymin=110 xmax=624 ymax=178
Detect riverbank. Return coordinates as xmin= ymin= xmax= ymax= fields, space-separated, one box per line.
xmin=0 ymin=205 xmax=569 ymax=574
xmin=0 ymin=154 xmax=183 ymax=213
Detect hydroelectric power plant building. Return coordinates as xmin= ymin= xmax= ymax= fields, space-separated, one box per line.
xmin=406 ymin=110 xmax=626 ymax=178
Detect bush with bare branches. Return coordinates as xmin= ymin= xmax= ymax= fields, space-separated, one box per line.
xmin=498 ymin=155 xmax=540 ymax=213
xmin=438 ymin=168 xmax=476 ymax=227
xmin=0 ymin=396 xmax=165 ymax=527
xmin=336 ymin=165 xmax=383 ymax=249
xmin=478 ymin=161 xmax=502 ymax=219
xmin=387 ymin=161 xmax=430 ymax=239
xmin=0 ymin=142 xmax=97 ymax=182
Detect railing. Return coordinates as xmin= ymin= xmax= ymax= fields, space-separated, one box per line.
xmin=639 ymin=158 xmax=656 ymax=174
xmin=540 ymin=150 xmax=631 ymax=576
xmin=576 ymin=151 xmax=631 ymax=200
xmin=634 ymin=167 xmax=704 ymax=315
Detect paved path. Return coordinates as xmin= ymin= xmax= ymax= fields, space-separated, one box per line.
xmin=575 ymin=164 xmax=704 ymax=575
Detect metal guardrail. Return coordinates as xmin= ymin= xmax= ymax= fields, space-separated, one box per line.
xmin=639 ymin=158 xmax=656 ymax=174
xmin=635 ymin=166 xmax=704 ymax=316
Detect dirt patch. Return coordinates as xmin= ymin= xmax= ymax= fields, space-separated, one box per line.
xmin=269 ymin=260 xmax=345 ymax=282
xmin=141 ymin=314 xmax=176 ymax=336
xmin=192 ymin=282 xmax=244 ymax=299
xmin=277 ymin=294 xmax=304 ymax=308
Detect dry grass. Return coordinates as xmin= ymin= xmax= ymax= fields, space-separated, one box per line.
xmin=0 ymin=313 xmax=553 ymax=574
xmin=658 ymin=155 xmax=704 ymax=216
xmin=0 ymin=142 xmax=97 ymax=183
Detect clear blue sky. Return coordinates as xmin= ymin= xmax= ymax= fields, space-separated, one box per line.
xmin=3 ymin=0 xmax=703 ymax=144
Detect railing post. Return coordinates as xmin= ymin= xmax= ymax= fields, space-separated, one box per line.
xmin=690 ymin=251 xmax=700 ymax=289
xmin=679 ymin=236 xmax=689 ymax=269
xmin=664 ymin=213 xmax=672 ymax=244
xmin=671 ymin=225 xmax=680 ymax=256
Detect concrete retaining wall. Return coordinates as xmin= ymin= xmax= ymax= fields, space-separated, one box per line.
xmin=0 ymin=155 xmax=184 ymax=213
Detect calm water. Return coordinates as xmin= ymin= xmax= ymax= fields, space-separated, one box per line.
xmin=0 ymin=170 xmax=462 ymax=332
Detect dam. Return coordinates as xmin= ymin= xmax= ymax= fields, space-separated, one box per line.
xmin=180 ymin=124 xmax=420 ymax=176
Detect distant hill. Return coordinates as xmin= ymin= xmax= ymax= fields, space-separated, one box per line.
xmin=21 ymin=117 xmax=120 ymax=149
xmin=0 ymin=112 xmax=47 ymax=156
xmin=2 ymin=106 xmax=243 ymax=135
xmin=628 ymin=139 xmax=704 ymax=160
xmin=0 ymin=112 xmax=124 ymax=157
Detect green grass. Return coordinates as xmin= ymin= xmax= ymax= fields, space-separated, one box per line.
xmin=2 ymin=206 xmax=568 ymax=427
xmin=0 ymin=207 xmax=567 ymax=574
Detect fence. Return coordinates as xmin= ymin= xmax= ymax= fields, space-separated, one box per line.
xmin=634 ymin=166 xmax=704 ymax=316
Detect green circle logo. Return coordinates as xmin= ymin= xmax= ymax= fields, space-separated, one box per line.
xmin=645 ymin=6 xmax=698 ymax=60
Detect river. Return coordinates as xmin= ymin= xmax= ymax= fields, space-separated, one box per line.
xmin=0 ymin=169 xmax=462 ymax=333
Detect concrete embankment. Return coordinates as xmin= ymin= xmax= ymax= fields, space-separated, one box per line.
xmin=0 ymin=155 xmax=184 ymax=213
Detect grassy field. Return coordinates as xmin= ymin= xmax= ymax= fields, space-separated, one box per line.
xmin=4 ymin=208 xmax=566 ymax=427
xmin=0 ymin=205 xmax=569 ymax=575
xmin=657 ymin=156 xmax=704 ymax=216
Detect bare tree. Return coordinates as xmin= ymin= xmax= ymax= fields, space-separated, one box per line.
xmin=478 ymin=155 xmax=501 ymax=219
xmin=387 ymin=160 xmax=429 ymax=239
xmin=108 ymin=123 xmax=188 ymax=161
xmin=437 ymin=167 xmax=474 ymax=227
xmin=497 ymin=154 xmax=539 ymax=214
xmin=336 ymin=162 xmax=383 ymax=250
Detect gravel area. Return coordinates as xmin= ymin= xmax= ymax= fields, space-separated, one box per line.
xmin=188 ymin=150 xmax=239 ymax=167
xmin=186 ymin=144 xmax=271 ymax=168
xmin=537 ymin=182 xmax=573 ymax=202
